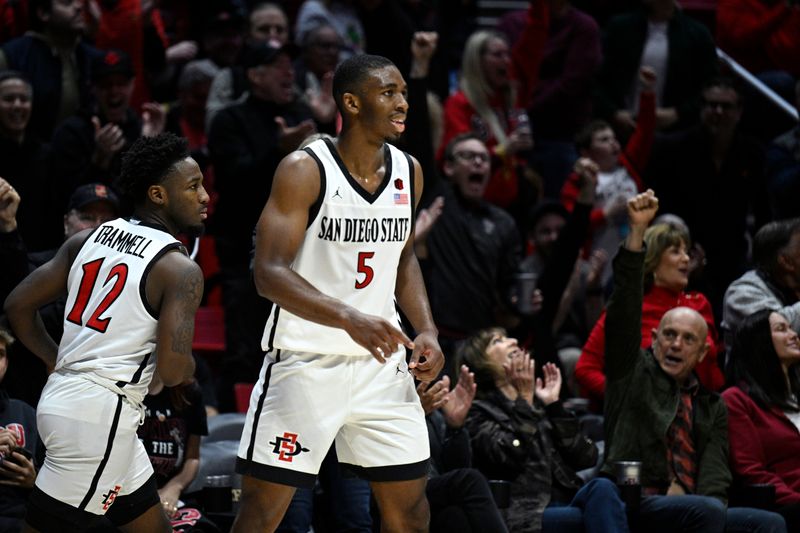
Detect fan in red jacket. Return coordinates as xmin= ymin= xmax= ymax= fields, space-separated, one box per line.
xmin=575 ymin=221 xmax=725 ymax=406
xmin=723 ymin=308 xmax=800 ymax=531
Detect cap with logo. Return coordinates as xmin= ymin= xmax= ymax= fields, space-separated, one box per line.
xmin=91 ymin=49 xmax=134 ymax=82
xmin=67 ymin=184 xmax=120 ymax=213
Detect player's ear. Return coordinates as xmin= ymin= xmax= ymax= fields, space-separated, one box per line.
xmin=147 ymin=185 xmax=166 ymax=205
xmin=341 ymin=92 xmax=359 ymax=116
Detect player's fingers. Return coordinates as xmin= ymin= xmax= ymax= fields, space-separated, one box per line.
xmin=386 ymin=323 xmax=413 ymax=349
xmin=367 ymin=343 xmax=386 ymax=364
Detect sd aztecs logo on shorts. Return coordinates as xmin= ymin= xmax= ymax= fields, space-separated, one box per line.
xmin=101 ymin=484 xmax=122 ymax=511
xmin=269 ymin=432 xmax=310 ymax=462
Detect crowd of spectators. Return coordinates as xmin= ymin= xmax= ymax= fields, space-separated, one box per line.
xmin=0 ymin=0 xmax=799 ymax=531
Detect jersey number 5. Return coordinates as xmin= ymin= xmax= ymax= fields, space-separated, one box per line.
xmin=355 ymin=252 xmax=375 ymax=289
xmin=66 ymin=258 xmax=129 ymax=333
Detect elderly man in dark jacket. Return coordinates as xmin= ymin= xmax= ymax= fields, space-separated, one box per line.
xmin=604 ymin=189 xmax=786 ymax=532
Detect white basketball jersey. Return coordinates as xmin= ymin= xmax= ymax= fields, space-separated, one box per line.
xmin=262 ymin=138 xmax=415 ymax=355
xmin=57 ymin=218 xmax=183 ymax=402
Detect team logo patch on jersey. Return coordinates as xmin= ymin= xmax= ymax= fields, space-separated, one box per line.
xmin=269 ymin=432 xmax=310 ymax=462
xmin=394 ymin=178 xmax=404 ymax=190
xmin=393 ymin=193 xmax=409 ymax=205
xmin=101 ymin=484 xmax=122 ymax=511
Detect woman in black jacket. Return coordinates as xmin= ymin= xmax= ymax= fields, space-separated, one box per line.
xmin=460 ymin=328 xmax=628 ymax=533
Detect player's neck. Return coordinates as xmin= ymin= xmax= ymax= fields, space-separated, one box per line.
xmin=334 ymin=131 xmax=385 ymax=181
xmin=133 ymin=209 xmax=178 ymax=237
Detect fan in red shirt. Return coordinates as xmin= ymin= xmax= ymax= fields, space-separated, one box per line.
xmin=575 ymin=221 xmax=725 ymax=407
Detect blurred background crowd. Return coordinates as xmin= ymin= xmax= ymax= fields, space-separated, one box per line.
xmin=0 ymin=0 xmax=798 ymax=531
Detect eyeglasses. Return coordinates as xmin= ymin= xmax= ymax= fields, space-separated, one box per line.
xmin=453 ymin=150 xmax=490 ymax=163
xmin=702 ymin=99 xmax=738 ymax=111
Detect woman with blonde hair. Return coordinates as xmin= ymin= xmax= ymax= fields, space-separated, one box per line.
xmin=437 ymin=30 xmax=535 ymax=211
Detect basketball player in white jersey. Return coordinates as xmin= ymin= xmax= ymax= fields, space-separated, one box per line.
xmin=232 ymin=54 xmax=444 ymax=532
xmin=4 ymin=133 xmax=208 ymax=532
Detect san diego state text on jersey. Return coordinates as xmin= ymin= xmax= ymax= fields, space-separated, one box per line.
xmin=317 ymin=216 xmax=410 ymax=243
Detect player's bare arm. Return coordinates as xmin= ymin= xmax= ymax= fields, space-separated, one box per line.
xmin=255 ymin=151 xmax=413 ymax=362
xmin=4 ymin=230 xmax=90 ymax=368
xmin=148 ymin=251 xmax=202 ymax=386
xmin=395 ymin=157 xmax=444 ymax=381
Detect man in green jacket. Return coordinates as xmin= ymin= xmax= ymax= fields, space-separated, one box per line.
xmin=603 ymin=189 xmax=786 ymax=532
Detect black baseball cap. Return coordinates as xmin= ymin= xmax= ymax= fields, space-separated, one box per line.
xmin=67 ymin=184 xmax=120 ymax=213
xmin=91 ymin=49 xmax=134 ymax=82
xmin=242 ymin=40 xmax=296 ymax=69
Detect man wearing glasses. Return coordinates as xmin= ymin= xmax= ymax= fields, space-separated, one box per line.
xmin=647 ymin=77 xmax=771 ymax=316
xmin=415 ymin=132 xmax=522 ymax=372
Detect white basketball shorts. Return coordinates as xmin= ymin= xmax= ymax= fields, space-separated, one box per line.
xmin=34 ymin=372 xmax=154 ymax=515
xmin=236 ymin=348 xmax=430 ymax=488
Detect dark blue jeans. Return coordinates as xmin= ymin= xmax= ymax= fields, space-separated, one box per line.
xmin=634 ymin=494 xmax=786 ymax=533
xmin=542 ymin=477 xmax=629 ymax=533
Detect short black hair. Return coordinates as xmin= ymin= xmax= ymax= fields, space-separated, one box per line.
xmin=117 ymin=133 xmax=189 ymax=206
xmin=332 ymin=54 xmax=395 ymax=113
xmin=753 ymin=218 xmax=800 ymax=274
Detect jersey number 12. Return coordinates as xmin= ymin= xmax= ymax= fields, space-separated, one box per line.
xmin=66 ymin=258 xmax=129 ymax=333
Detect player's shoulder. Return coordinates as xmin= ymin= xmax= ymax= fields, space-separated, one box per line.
xmin=151 ymin=248 xmax=202 ymax=288
xmin=272 ymin=148 xmax=324 ymax=203
xmin=277 ymin=148 xmax=323 ymax=178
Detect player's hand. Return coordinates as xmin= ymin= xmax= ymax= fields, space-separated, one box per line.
xmin=409 ymin=331 xmax=444 ymax=382
xmin=534 ymin=362 xmax=561 ymax=406
xmin=158 ymin=486 xmax=181 ymax=519
xmin=416 ymin=375 xmax=449 ymax=415
xmin=441 ymin=365 xmax=476 ymax=428
xmin=0 ymin=450 xmax=36 ymax=489
xmin=626 ymin=189 xmax=659 ymax=229
xmin=343 ymin=309 xmax=414 ymax=363
xmin=0 ymin=177 xmax=20 ymax=233
xmin=276 ymin=117 xmax=317 ymax=154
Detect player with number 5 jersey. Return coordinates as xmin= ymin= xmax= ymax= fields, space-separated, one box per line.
xmin=262 ymin=136 xmax=415 ymax=355
xmin=232 ymin=55 xmax=445 ymax=533
xmin=5 ymin=133 xmax=208 ymax=532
